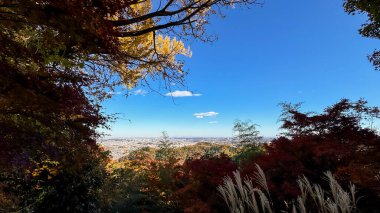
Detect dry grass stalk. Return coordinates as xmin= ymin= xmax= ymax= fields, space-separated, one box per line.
xmin=218 ymin=166 xmax=357 ymax=213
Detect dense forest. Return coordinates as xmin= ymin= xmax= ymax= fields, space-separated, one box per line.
xmin=1 ymin=0 xmax=380 ymax=212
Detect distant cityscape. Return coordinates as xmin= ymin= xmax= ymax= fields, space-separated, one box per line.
xmin=99 ymin=137 xmax=272 ymax=159
xmin=99 ymin=137 xmax=234 ymax=159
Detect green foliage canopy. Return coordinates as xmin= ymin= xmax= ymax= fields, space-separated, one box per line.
xmin=344 ymin=0 xmax=380 ymax=70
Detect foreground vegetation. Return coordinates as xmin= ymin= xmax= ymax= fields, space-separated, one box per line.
xmin=3 ymin=99 xmax=380 ymax=212
xmin=93 ymin=99 xmax=380 ymax=212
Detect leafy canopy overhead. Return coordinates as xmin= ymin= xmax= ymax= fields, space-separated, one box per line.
xmin=344 ymin=0 xmax=380 ymax=70
xmin=0 ymin=0 xmax=255 ymax=98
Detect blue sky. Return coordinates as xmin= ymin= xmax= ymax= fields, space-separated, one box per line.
xmin=101 ymin=0 xmax=380 ymax=138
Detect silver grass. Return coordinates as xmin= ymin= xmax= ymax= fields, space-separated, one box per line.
xmin=296 ymin=196 xmax=306 ymax=213
xmin=218 ymin=169 xmax=273 ymax=213
xmin=292 ymin=204 xmax=297 ymax=213
xmin=219 ymin=166 xmax=357 ymax=213
xmin=349 ymin=184 xmax=357 ymax=211
xmin=313 ymin=185 xmax=326 ymax=212
xmin=254 ymin=164 xmax=270 ymax=196
xmin=245 ymin=179 xmax=259 ymax=213
xmin=325 ymin=200 xmax=339 ymax=213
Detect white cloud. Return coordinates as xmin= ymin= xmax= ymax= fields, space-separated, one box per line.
xmin=107 ymin=91 xmax=121 ymax=95
xmin=133 ymin=89 xmax=147 ymax=96
xmin=208 ymin=121 xmax=218 ymax=124
xmin=193 ymin=111 xmax=219 ymax=118
xmin=165 ymin=90 xmax=202 ymax=97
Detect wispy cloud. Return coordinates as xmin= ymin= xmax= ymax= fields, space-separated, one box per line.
xmin=165 ymin=90 xmax=202 ymax=97
xmin=208 ymin=121 xmax=218 ymax=124
xmin=133 ymin=89 xmax=147 ymax=96
xmin=193 ymin=111 xmax=219 ymax=118
xmin=107 ymin=91 xmax=121 ymax=95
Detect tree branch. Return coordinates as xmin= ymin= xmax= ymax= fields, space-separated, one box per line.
xmin=110 ymin=0 xmax=205 ymax=27
xmin=116 ymin=0 xmax=211 ymax=37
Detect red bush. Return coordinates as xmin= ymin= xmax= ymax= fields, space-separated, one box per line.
xmin=173 ymin=154 xmax=237 ymax=213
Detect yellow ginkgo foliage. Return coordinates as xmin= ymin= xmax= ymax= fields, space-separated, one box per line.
xmin=96 ymin=0 xmax=190 ymax=89
xmin=1 ymin=0 xmax=252 ymax=96
xmin=117 ymin=32 xmax=191 ymax=88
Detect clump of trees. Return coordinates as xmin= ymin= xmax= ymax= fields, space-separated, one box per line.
xmin=100 ymin=135 xmax=239 ymax=212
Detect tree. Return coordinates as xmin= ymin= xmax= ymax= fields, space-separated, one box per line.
xmin=0 ymin=52 xmax=109 ymax=211
xmin=232 ymin=120 xmax=264 ymax=166
xmin=233 ymin=119 xmax=262 ymax=148
xmin=156 ymin=131 xmax=176 ymax=161
xmin=344 ymin=0 xmax=380 ymax=70
xmin=279 ymin=98 xmax=380 ymax=139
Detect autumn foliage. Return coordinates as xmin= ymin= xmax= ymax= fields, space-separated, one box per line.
xmin=0 ymin=28 xmax=109 ymax=211
xmin=99 ymin=100 xmax=380 ymax=212
xmin=242 ymin=99 xmax=380 ymax=211
xmin=174 ymin=155 xmax=237 ymax=212
xmin=0 ymin=0 xmax=254 ymax=211
xmin=1 ymin=0 xmax=380 ymax=212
